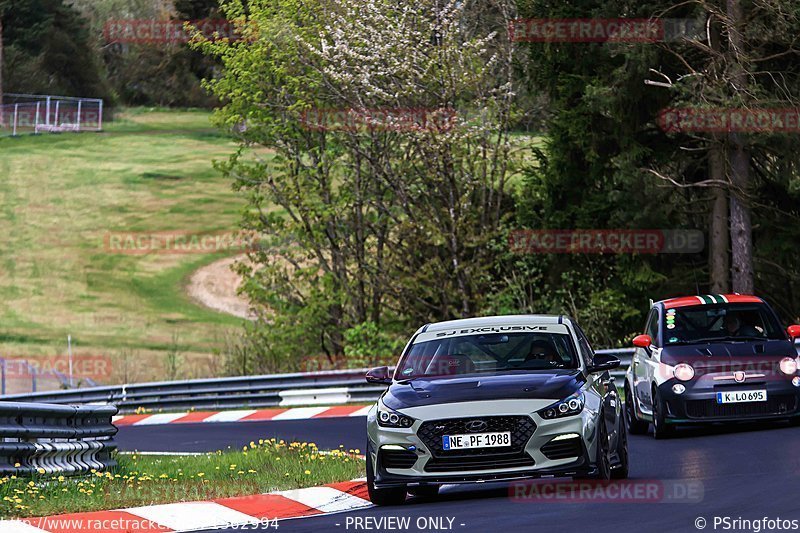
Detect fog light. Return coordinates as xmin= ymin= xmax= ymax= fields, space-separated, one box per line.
xmin=780 ymin=357 xmax=798 ymax=375
xmin=672 ymin=384 xmax=686 ymax=394
xmin=792 ymin=376 xmax=800 ymax=387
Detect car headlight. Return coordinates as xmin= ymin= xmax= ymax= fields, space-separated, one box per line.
xmin=673 ymin=363 xmax=695 ymax=381
xmin=377 ymin=402 xmax=415 ymax=428
xmin=780 ymin=357 xmax=798 ymax=375
xmin=539 ymin=392 xmax=585 ymax=420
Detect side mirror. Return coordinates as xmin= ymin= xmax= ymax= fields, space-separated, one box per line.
xmin=788 ymin=325 xmax=800 ymax=339
xmin=632 ymin=334 xmax=652 ymax=348
xmin=587 ymin=353 xmax=621 ymax=374
xmin=366 ymin=366 xmax=392 ymax=385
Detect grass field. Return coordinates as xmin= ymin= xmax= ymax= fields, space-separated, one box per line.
xmin=0 ymin=108 xmax=256 ymax=384
xmin=0 ymin=440 xmax=365 ymax=518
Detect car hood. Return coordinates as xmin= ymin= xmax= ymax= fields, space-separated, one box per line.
xmin=661 ymin=339 xmax=797 ymax=374
xmin=381 ymin=370 xmax=585 ymax=410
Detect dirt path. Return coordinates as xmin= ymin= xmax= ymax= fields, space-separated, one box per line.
xmin=186 ymin=255 xmax=256 ymax=320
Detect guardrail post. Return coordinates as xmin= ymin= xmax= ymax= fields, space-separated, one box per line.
xmin=34 ymin=102 xmax=40 ymax=133
xmin=12 ymin=104 xmax=18 ymax=136
xmin=76 ymin=101 xmax=82 ymax=132
xmin=98 ymin=100 xmax=103 ymax=131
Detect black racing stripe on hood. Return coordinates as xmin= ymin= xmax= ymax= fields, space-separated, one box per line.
xmin=381 ymin=370 xmax=585 ymax=410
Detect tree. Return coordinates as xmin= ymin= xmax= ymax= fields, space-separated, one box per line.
xmin=646 ymin=1 xmax=800 ymax=295
xmin=1 ymin=0 xmax=111 ymax=98
xmin=195 ymin=0 xmax=520 ymax=367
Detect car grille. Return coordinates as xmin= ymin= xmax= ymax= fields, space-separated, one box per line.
xmin=541 ymin=436 xmax=583 ymax=460
xmin=417 ymin=415 xmax=536 ymax=473
xmin=425 ymin=453 xmax=535 ymax=472
xmin=380 ymin=449 xmax=418 ymax=469
xmin=686 ymin=394 xmax=798 ymax=419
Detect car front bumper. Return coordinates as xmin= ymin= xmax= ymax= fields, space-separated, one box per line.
xmin=367 ymin=398 xmax=602 ymax=488
xmin=656 ymin=376 xmax=800 ymax=424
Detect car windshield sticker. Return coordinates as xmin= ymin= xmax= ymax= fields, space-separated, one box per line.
xmin=413 ymin=323 xmax=570 ymax=343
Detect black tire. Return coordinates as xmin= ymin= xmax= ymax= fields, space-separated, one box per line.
xmin=409 ymin=485 xmax=439 ymax=499
xmin=366 ymin=446 xmax=407 ymax=506
xmin=611 ymin=415 xmax=629 ymax=479
xmin=651 ymin=386 xmax=674 ymax=440
xmin=625 ymin=384 xmax=649 ymax=435
xmin=789 ymin=416 xmax=800 ymax=427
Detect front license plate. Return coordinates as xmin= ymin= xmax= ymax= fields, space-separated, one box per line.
xmin=716 ymin=389 xmax=767 ymax=404
xmin=442 ymin=431 xmax=511 ymax=450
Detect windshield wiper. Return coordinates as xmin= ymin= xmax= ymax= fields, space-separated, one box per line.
xmin=691 ymin=336 xmax=765 ymax=343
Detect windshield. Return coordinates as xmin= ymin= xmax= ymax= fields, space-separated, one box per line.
xmin=663 ymin=303 xmax=785 ymax=345
xmin=395 ymin=331 xmax=579 ymax=379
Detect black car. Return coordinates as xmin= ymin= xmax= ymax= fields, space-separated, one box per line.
xmin=625 ymin=294 xmax=800 ymax=438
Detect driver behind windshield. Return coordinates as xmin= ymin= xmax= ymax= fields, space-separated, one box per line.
xmin=722 ymin=312 xmax=761 ymax=338
xmin=521 ymin=339 xmax=560 ymax=367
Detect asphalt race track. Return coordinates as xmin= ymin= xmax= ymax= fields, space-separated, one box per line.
xmin=118 ymin=414 xmax=800 ymax=533
xmin=116 ymin=417 xmax=366 ymax=452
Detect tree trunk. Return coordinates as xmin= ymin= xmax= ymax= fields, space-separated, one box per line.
xmin=726 ymin=0 xmax=754 ymax=294
xmin=729 ymin=135 xmax=754 ymax=294
xmin=709 ymin=145 xmax=730 ymax=293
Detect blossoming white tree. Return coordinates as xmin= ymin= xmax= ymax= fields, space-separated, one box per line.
xmin=196 ymin=0 xmax=520 ymax=368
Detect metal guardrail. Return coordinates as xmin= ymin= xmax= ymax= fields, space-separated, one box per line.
xmin=1 ymin=351 xmax=638 ymax=412
xmin=0 ymin=403 xmax=118 ymax=475
xmin=0 ymin=369 xmax=389 ymax=413
xmin=3 ymin=344 xmax=796 ymax=412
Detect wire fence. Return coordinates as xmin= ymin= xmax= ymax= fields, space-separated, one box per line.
xmin=0 ymin=93 xmax=103 ymax=137
xmin=0 ymin=357 xmax=98 ymax=395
